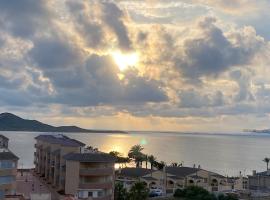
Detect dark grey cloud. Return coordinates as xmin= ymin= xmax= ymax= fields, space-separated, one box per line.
xmin=0 ymin=89 xmax=31 ymax=107
xmin=66 ymin=0 xmax=132 ymax=51
xmin=29 ymin=35 xmax=83 ymax=69
xmin=176 ymin=17 xmax=263 ymax=80
xmin=0 ymin=0 xmax=50 ymax=38
xmin=47 ymin=54 xmax=168 ymax=106
xmin=179 ymin=89 xmax=225 ymax=108
xmin=65 ymin=1 xmax=106 ymax=49
xmin=101 ymin=1 xmax=132 ymax=51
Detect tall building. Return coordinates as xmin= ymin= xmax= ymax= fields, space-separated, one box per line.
xmin=34 ymin=134 xmax=115 ymax=200
xmin=0 ymin=135 xmax=19 ymax=199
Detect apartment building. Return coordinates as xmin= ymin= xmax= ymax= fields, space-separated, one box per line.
xmin=116 ymin=167 xmax=241 ymax=194
xmin=34 ymin=134 xmax=115 ymax=200
xmin=0 ymin=135 xmax=19 ymax=199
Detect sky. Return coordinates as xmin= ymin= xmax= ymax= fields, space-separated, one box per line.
xmin=1 ymin=0 xmax=270 ymax=132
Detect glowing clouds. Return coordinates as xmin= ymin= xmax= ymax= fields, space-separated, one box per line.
xmin=112 ymin=51 xmax=139 ymax=71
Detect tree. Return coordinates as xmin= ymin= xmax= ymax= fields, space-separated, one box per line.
xmin=171 ymin=162 xmax=180 ymax=167
xmin=174 ymin=186 xmax=239 ymax=200
xmin=144 ymin=154 xmax=148 ymax=169
xmin=128 ymin=182 xmax=149 ymax=200
xmin=148 ymin=155 xmax=157 ymax=169
xmin=109 ymin=151 xmax=130 ymax=167
xmin=114 ymin=182 xmax=128 ymax=200
xmin=86 ymin=146 xmax=98 ymax=152
xmin=157 ymin=161 xmax=166 ymax=170
xmin=128 ymin=145 xmax=144 ymax=168
xmin=174 ymin=186 xmax=216 ymax=200
xmin=263 ymin=157 xmax=270 ymax=170
xmin=218 ymin=194 xmax=238 ymax=200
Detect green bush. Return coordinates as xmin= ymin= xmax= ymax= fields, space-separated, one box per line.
xmin=173 ymin=186 xmax=238 ymax=200
xmin=174 ymin=189 xmax=185 ymax=197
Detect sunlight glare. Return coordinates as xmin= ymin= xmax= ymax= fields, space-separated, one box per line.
xmin=112 ymin=51 xmax=138 ymax=71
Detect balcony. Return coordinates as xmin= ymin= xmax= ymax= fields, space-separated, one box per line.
xmin=0 ymin=169 xmax=17 ymax=176
xmin=79 ymin=168 xmax=113 ymax=176
xmin=79 ymin=182 xmax=113 ymax=190
xmin=93 ymin=195 xmax=112 ymax=200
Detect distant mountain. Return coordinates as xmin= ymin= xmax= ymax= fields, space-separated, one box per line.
xmin=243 ymin=129 xmax=270 ymax=134
xmin=0 ymin=112 xmax=127 ymax=133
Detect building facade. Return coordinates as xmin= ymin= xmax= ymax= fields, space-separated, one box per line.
xmin=34 ymin=134 xmax=115 ymax=200
xmin=0 ymin=135 xmax=8 ymax=149
xmin=0 ymin=135 xmax=19 ymax=199
xmin=116 ymin=167 xmax=241 ymax=194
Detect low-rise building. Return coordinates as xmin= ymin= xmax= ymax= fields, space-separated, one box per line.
xmin=249 ymin=170 xmax=270 ymax=190
xmin=116 ymin=168 xmax=156 ymax=190
xmin=34 ymin=134 xmax=115 ymax=200
xmin=116 ymin=166 xmax=236 ymax=194
xmin=0 ymin=135 xmax=19 ymax=199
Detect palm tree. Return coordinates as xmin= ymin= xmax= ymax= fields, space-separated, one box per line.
xmin=263 ymin=157 xmax=270 ymax=170
xmin=171 ymin=162 xmax=179 ymax=167
xmin=109 ymin=151 xmax=130 ymax=167
xmin=128 ymin=145 xmax=144 ymax=168
xmin=128 ymin=182 xmax=149 ymax=200
xmin=86 ymin=146 xmax=98 ymax=152
xmin=109 ymin=151 xmax=122 ymax=158
xmin=158 ymin=161 xmax=166 ymax=170
xmin=154 ymin=161 xmax=166 ymax=170
xmin=144 ymin=154 xmax=148 ymax=169
xmin=148 ymin=155 xmax=157 ymax=169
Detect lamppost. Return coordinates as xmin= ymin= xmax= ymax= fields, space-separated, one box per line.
xmin=20 ymin=163 xmax=24 ymax=176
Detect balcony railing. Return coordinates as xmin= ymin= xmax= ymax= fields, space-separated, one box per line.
xmin=79 ymin=182 xmax=113 ymax=190
xmin=79 ymin=168 xmax=114 ymax=176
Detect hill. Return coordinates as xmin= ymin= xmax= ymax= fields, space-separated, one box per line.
xmin=0 ymin=113 xmax=126 ymax=133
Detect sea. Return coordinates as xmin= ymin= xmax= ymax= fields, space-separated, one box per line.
xmin=2 ymin=131 xmax=270 ymax=177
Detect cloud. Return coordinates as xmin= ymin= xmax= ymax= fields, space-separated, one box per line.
xmin=1 ymin=0 xmax=270 ymax=131
xmin=179 ymin=89 xmax=225 ymax=108
xmin=48 ymin=54 xmax=168 ymax=106
xmin=0 ymin=0 xmax=50 ymax=38
xmin=174 ymin=17 xmax=265 ymax=81
xmin=100 ymin=1 xmax=132 ymax=51
xmin=66 ymin=0 xmax=132 ymax=51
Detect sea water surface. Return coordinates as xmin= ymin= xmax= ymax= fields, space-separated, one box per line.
xmin=2 ymin=131 xmax=270 ymax=177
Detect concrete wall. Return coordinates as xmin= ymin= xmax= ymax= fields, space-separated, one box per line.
xmin=65 ymin=160 xmax=80 ymax=195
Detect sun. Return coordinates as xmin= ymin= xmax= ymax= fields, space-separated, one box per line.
xmin=112 ymin=51 xmax=139 ymax=71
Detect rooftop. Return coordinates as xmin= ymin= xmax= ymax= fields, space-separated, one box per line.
xmin=211 ymin=174 xmax=226 ymax=179
xmin=141 ymin=176 xmax=158 ymax=181
xmin=254 ymin=171 xmax=270 ymax=176
xmin=117 ymin=167 xmax=155 ymax=178
xmin=165 ymin=167 xmax=200 ymax=178
xmin=188 ymin=175 xmax=204 ymax=179
xmin=0 ymin=134 xmax=9 ymax=140
xmin=63 ymin=152 xmax=116 ymax=163
xmin=0 ymin=149 xmax=19 ymax=160
xmin=35 ymin=134 xmax=85 ymax=147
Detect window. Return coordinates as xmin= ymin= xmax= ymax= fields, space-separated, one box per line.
xmin=98 ymin=191 xmax=103 ymax=197
xmin=0 ymin=161 xmax=15 ymax=169
xmin=88 ymin=191 xmax=93 ymax=197
xmin=78 ymin=191 xmax=84 ymax=198
xmin=0 ymin=176 xmax=15 ymax=185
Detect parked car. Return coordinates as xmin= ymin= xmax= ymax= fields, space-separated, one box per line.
xmin=149 ymin=188 xmax=163 ymax=197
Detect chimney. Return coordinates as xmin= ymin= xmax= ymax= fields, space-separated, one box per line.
xmin=252 ymin=170 xmax=256 ymax=176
